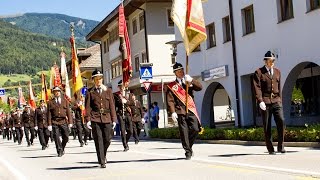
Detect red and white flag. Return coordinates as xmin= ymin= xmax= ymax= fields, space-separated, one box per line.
xmin=60 ymin=51 xmax=71 ymax=101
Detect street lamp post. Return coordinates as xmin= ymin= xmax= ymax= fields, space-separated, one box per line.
xmin=165 ymin=40 xmax=183 ymax=65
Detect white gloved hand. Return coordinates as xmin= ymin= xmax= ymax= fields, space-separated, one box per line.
xmin=171 ymin=112 xmax=178 ymax=122
xmin=259 ymin=102 xmax=266 ymax=111
xmin=68 ymin=124 xmax=73 ymax=128
xmin=141 ymin=118 xmax=145 ymax=123
xmin=34 ymin=126 xmax=38 ymax=130
xmin=48 ymin=126 xmax=52 ymax=131
xmin=87 ymin=121 xmax=92 ymax=130
xmin=121 ymin=98 xmax=127 ymax=104
xmin=21 ymin=127 xmax=24 ymax=131
xmin=112 ymin=122 xmax=116 ymax=129
xmin=9 ymin=128 xmax=12 ymax=131
xmin=12 ymin=127 xmax=15 ymax=131
xmin=184 ymin=74 xmax=193 ymax=83
xmin=3 ymin=127 xmax=6 ymax=129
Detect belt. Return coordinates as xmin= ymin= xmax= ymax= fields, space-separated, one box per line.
xmin=263 ymin=93 xmax=279 ymax=98
xmin=93 ymin=108 xmax=110 ymax=114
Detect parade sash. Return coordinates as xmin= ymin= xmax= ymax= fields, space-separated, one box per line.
xmin=167 ymin=81 xmax=201 ymax=124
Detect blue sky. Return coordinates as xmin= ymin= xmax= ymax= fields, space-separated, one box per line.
xmin=0 ymin=0 xmax=119 ymax=21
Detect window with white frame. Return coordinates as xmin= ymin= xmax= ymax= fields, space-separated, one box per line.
xmin=277 ymin=0 xmax=294 ymax=22
xmin=242 ymin=5 xmax=255 ymax=35
xmin=139 ymin=13 xmax=145 ymax=30
xmin=222 ymin=16 xmax=231 ymax=43
xmin=141 ymin=52 xmax=147 ymax=63
xmin=134 ymin=55 xmax=140 ymax=72
xmin=167 ymin=9 xmax=174 ymax=27
xmin=111 ymin=59 xmax=122 ymax=78
xmin=307 ymin=0 xmax=320 ymax=11
xmin=132 ymin=18 xmax=138 ymax=35
xmin=206 ymin=23 xmax=216 ymax=49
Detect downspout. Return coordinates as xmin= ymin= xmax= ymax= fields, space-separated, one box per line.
xmin=229 ymin=0 xmax=242 ymax=127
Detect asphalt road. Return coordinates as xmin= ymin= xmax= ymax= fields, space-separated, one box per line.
xmin=0 ymin=136 xmax=320 ymax=180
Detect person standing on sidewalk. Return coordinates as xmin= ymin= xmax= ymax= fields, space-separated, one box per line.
xmin=21 ymin=104 xmax=36 ymax=147
xmin=47 ymin=86 xmax=73 ymax=157
xmin=252 ymin=51 xmax=286 ymax=155
xmin=35 ymin=100 xmax=50 ymax=150
xmin=151 ymin=102 xmax=159 ymax=129
xmin=85 ymin=69 xmax=117 ymax=168
xmin=166 ymin=62 xmax=203 ymax=160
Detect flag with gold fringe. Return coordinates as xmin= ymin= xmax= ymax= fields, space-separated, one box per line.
xmin=41 ymin=73 xmax=49 ymax=102
xmin=171 ymin=0 xmax=207 ymax=56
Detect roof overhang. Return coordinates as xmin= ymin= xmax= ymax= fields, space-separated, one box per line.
xmin=86 ymin=0 xmax=171 ymax=42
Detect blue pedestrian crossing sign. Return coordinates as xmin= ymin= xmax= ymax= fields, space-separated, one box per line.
xmin=140 ymin=66 xmax=153 ymax=79
xmin=0 ymin=88 xmax=5 ymax=96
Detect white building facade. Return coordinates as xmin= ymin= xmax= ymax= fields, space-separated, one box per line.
xmin=87 ymin=0 xmax=175 ymax=128
xmin=175 ymin=0 xmax=320 ymax=127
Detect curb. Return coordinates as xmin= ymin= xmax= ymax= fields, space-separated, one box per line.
xmin=142 ymin=138 xmax=320 ymax=148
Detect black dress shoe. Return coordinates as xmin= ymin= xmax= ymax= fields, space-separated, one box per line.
xmin=42 ymin=146 xmax=46 ymax=150
xmin=135 ymin=141 xmax=139 ymax=144
xmin=100 ymin=164 xmax=106 ymax=168
xmin=268 ymin=151 xmax=276 ymax=155
xmin=80 ymin=143 xmax=84 ymax=147
xmin=124 ymin=147 xmax=129 ymax=152
xmin=185 ymin=155 xmax=191 ymax=160
xmin=85 ymin=142 xmax=88 ymax=145
xmin=27 ymin=144 xmax=30 ymax=147
xmin=58 ymin=152 xmax=62 ymax=157
xmin=278 ymin=149 xmax=286 ymax=153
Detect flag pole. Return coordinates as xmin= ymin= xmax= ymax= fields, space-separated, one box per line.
xmin=185 ymin=53 xmax=189 ymax=115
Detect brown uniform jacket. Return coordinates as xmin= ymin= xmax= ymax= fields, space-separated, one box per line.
xmin=129 ymin=100 xmax=143 ymax=122
xmin=35 ymin=106 xmax=48 ymax=128
xmin=167 ymin=78 xmax=202 ymax=115
xmin=72 ymin=105 xmax=83 ymax=122
xmin=85 ymin=87 xmax=117 ymax=123
xmin=11 ymin=114 xmax=22 ymax=128
xmin=253 ymin=66 xmax=282 ymax=104
xmin=21 ymin=110 xmax=35 ymax=128
xmin=47 ymin=97 xmax=72 ymax=125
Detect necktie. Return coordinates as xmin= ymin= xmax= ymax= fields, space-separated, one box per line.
xmin=97 ymin=87 xmax=101 ymax=94
xmin=269 ymin=69 xmax=273 ymax=77
xmin=56 ymin=98 xmax=60 ymax=104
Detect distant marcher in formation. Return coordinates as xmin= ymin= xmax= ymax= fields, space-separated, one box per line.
xmin=114 ymin=80 xmax=133 ymax=152
xmin=252 ymin=51 xmax=286 ymax=155
xmin=35 ymin=100 xmax=50 ymax=150
xmin=47 ymin=86 xmax=73 ymax=157
xmin=128 ymin=93 xmax=143 ymax=144
xmin=166 ymin=62 xmax=203 ymax=160
xmin=72 ymin=96 xmax=90 ymax=147
xmin=22 ymin=104 xmax=36 ymax=147
xmin=85 ymin=69 xmax=117 ymax=168
xmin=151 ymin=102 xmax=159 ymax=129
xmin=11 ymin=108 xmax=24 ymax=145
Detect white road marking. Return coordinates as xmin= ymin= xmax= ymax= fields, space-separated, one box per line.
xmin=0 ymin=157 xmax=27 ymax=180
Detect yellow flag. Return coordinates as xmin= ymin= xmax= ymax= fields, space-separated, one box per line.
xmin=171 ymin=0 xmax=207 ymax=55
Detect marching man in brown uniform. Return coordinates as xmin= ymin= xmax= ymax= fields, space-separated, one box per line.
xmin=253 ymin=51 xmax=286 ymax=155
xmin=167 ymin=62 xmax=203 ymax=160
xmin=128 ymin=93 xmax=143 ymax=144
xmin=47 ymin=86 xmax=73 ymax=157
xmin=85 ymin=69 xmax=117 ymax=168
xmin=35 ymin=100 xmax=50 ymax=150
xmin=22 ymin=104 xmax=36 ymax=147
xmin=11 ymin=108 xmax=24 ymax=145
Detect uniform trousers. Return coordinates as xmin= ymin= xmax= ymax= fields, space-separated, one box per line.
xmin=177 ymin=113 xmax=200 ymax=157
xmin=52 ymin=124 xmax=69 ymax=154
xmin=15 ymin=128 xmax=23 ymax=144
xmin=118 ymin=114 xmax=132 ymax=148
xmin=261 ymin=102 xmax=285 ymax=153
xmin=91 ymin=121 xmax=112 ymax=165
xmin=75 ymin=120 xmax=90 ymax=144
xmin=38 ymin=128 xmax=50 ymax=147
xmin=132 ymin=121 xmax=142 ymax=143
xmin=24 ymin=127 xmax=35 ymax=145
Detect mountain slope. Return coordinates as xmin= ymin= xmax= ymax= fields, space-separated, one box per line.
xmin=0 ymin=20 xmax=85 ymax=75
xmin=0 ymin=13 xmax=99 ymax=42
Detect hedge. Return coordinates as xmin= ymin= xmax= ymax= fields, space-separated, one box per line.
xmin=149 ymin=124 xmax=320 ymax=142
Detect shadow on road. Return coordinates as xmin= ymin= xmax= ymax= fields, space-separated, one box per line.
xmin=77 ymin=157 xmax=185 ymax=165
xmin=21 ymin=155 xmax=57 ymax=158
xmin=209 ymin=151 xmax=298 ymax=157
xmin=149 ymin=147 xmax=181 ymax=150
xmin=67 ymin=151 xmax=96 ymax=155
xmin=47 ymin=166 xmax=99 ymax=170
